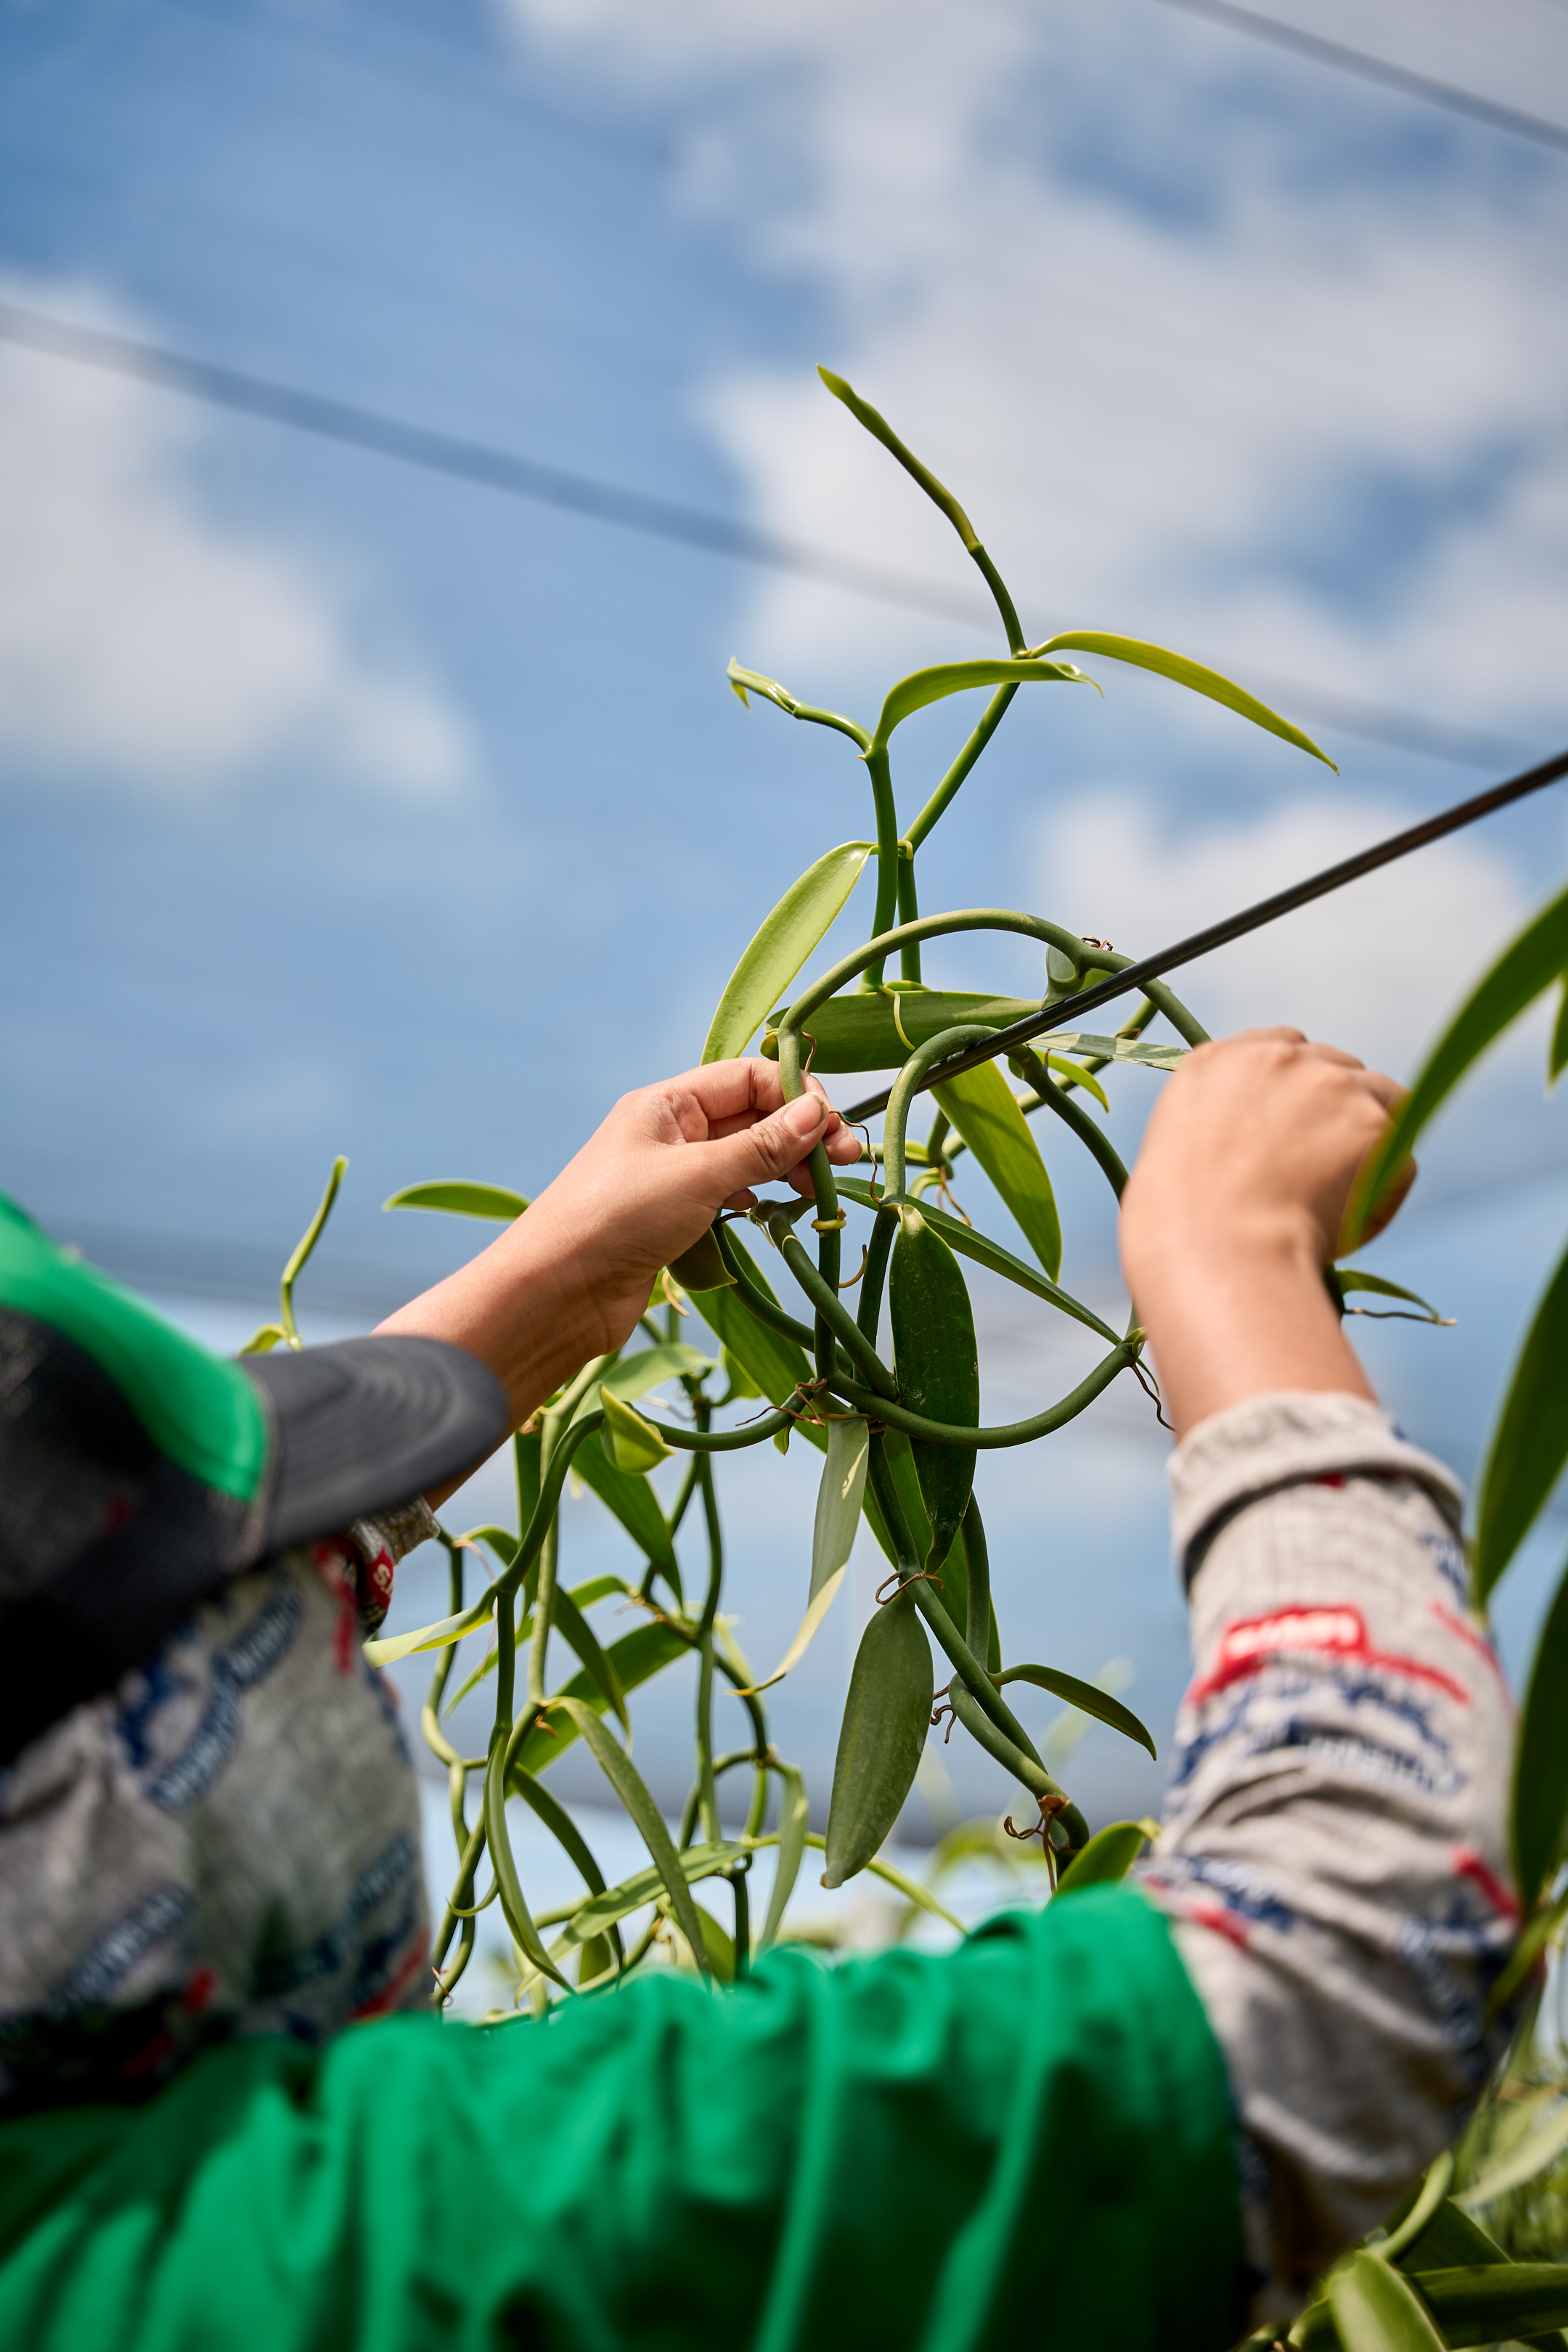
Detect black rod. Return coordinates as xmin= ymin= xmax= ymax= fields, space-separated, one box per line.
xmin=841 ymin=743 xmax=1568 ymax=1124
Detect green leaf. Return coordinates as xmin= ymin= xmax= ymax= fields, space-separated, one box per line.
xmin=812 ymin=1414 xmax=870 ymax=1591
xmin=238 ymin=1323 xmax=287 ymax=1356
xmin=1458 ymin=2101 xmax=1568 ymax=2210
xmin=383 ymin=1180 xmax=528 ymax=1220
xmin=483 ymin=1763 xmax=571 ymax=1993
xmin=1389 ymin=2194 xmax=1508 ymax=2277
xmin=599 ymin=1343 xmax=713 ymax=1403
xmin=689 ymin=1904 xmax=736 ymax=1981
xmin=760 ymin=1763 xmax=810 ymax=1950
xmin=576 ymin=1934 xmax=617 ymax=1988
xmin=1045 ymin=1054 xmax=1110 ymax=1112
xmin=727 ymin=661 xmax=807 ymax=717
xmin=563 ymin=1575 xmax=637 ymax=1612
xmin=1511 ymin=1542 xmax=1568 ymax=1908
xmin=702 ymin=841 xmax=875 ymax=1062
xmin=1053 ymin=1818 xmax=1154 ymax=1895
xmin=997 ymin=1665 xmax=1157 ymax=1758
xmin=1327 ymin=1269 xmax=1453 ymax=1326
xmin=1551 ymin=977 xmax=1568 ymax=1086
xmin=1034 ymin=1029 xmax=1187 ymax=1071
xmin=721 ymin=1345 xmax=763 ymax=1401
xmin=889 ymin=1206 xmax=979 ymax=1569
xmin=726 ymin=659 xmax=869 ymax=751
xmin=553 ymin=1839 xmax=748 ymax=1949
xmin=571 ymin=1442 xmax=681 ymax=1585
xmin=666 ymin=1227 xmax=735 ymax=1294
xmin=552 ymin=1696 xmax=711 ymax=1972
xmin=867 ymin=1429 xmax=944 ymax=1581
xmin=762 ymin=986 xmax=1040 ymax=1074
xmin=512 ymin=1621 xmax=691 ymax=1778
xmin=693 ymin=1237 xmax=820 ymax=1437
xmin=817 ymin=367 xmax=984 ymax=552
xmin=868 ymin=656 xmax=1091 ymax=758
xmin=459 ymin=1522 xmax=519 ymax=1566
xmin=513 ymin=1429 xmax=542 ymax=1534
xmin=1298 ymin=2263 xmax=1568 ymax=2351
xmin=822 ymin=1587 xmax=934 ymax=1887
xmin=1026 ymin=630 xmax=1335 ymax=769
xmin=1351 ymin=876 xmax=1568 ymax=1240
xmin=690 ymin=1906 xmax=737 ymax=1982
xmin=932 ymin=1059 xmax=1061 ymax=1280
xmin=599 ymin=1388 xmax=674 ymax=1476
xmin=443 ymin=1576 xmax=639 ymax=1719
xmin=1328 ymin=2250 xmax=1447 ymax=2352
xmin=836 ymin=1177 xmax=1119 ymax=1344
xmin=364 ymin=1593 xmax=494 ymax=1666
xmin=509 ymin=1767 xmax=624 ymax=1972
xmin=278 ymin=1154 xmax=346 ymax=1348
xmin=691 ymin=1234 xmax=915 ymax=1572
xmin=736 ymin=1416 xmax=869 ymax=1694
xmin=1379 ymin=2155 xmax=1455 ymax=2265
xmin=923 ymin=1512 xmax=1001 ymax=1673
xmin=1474 ymin=1232 xmax=1568 ymax=1598
xmin=550 ymin=1583 xmax=630 ymax=1738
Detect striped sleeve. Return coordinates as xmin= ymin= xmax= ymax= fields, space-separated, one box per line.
xmin=1137 ymin=1392 xmax=1518 ymax=2316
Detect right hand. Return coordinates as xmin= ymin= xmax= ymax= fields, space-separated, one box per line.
xmin=1118 ymin=1029 xmax=1414 ymax=1437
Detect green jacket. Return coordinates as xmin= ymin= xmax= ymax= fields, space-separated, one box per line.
xmin=0 ymin=1888 xmax=1241 ymax=2351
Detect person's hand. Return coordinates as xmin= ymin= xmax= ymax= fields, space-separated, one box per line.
xmin=509 ymin=1060 xmax=860 ymax=1353
xmin=377 ymin=1061 xmax=859 ymax=1455
xmin=1119 ymin=1029 xmax=1414 ymax=1438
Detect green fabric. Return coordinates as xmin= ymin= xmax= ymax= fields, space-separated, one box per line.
xmin=0 ymin=1888 xmax=1240 ymax=2351
xmin=0 ymin=1194 xmax=266 ymax=1503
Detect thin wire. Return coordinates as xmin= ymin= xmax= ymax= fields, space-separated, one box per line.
xmin=1156 ymin=0 xmax=1568 ymax=157
xmin=0 ymin=300 xmax=978 ymax=631
xmin=841 ymin=743 xmax=1568 ymax=1123
xmin=0 ymin=298 xmax=1528 ymax=772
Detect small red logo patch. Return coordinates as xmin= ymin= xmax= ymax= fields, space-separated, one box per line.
xmin=1189 ymin=1604 xmax=1469 ymax=1707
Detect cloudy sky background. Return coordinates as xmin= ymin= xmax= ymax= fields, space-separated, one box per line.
xmin=4 ymin=0 xmax=1567 ymax=1848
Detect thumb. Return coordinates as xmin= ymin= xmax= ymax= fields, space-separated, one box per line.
xmin=700 ymin=1093 xmax=830 ymax=1199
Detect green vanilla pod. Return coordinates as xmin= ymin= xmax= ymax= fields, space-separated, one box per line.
xmin=822 ymin=1585 xmax=934 ymax=1886
xmin=889 ymin=1203 xmax=979 ymax=1571
xmin=761 ymin=985 xmax=1038 ymax=1073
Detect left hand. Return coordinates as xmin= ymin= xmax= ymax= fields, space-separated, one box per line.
xmin=520 ymin=1061 xmax=860 ymax=1347
xmin=377 ymin=1061 xmax=860 ymax=1440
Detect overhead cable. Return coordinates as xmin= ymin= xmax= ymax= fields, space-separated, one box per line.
xmin=1156 ymin=0 xmax=1568 ymax=156
xmin=0 ymin=297 xmax=1527 ymax=772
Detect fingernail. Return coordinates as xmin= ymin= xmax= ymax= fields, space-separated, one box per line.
xmin=785 ymin=1095 xmax=825 ymax=1137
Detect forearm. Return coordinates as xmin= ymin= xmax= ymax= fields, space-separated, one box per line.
xmin=372 ymin=1065 xmax=851 ymax=1503
xmin=1128 ymin=1225 xmax=1374 ymax=1438
xmin=375 ymin=1196 xmax=618 ymax=1438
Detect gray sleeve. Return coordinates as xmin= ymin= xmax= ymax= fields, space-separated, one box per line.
xmin=1136 ymin=1393 xmax=1518 ymax=2315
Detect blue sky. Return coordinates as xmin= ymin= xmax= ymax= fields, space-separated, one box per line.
xmin=3 ymin=0 xmax=1567 ymax=1833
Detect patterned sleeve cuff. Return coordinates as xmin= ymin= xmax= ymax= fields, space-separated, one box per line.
xmin=1169 ymin=1392 xmax=1465 ymax=1587
xmin=344 ymin=1496 xmax=442 ymax=1633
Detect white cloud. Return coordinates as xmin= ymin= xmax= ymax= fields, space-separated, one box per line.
xmin=500 ymin=0 xmax=1568 ymax=738
xmin=1040 ymin=787 xmax=1527 ymax=1076
xmin=0 ymin=282 xmax=470 ymax=794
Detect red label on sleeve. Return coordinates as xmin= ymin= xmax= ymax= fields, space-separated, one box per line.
xmin=1189 ymin=1604 xmax=1469 ymax=1707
